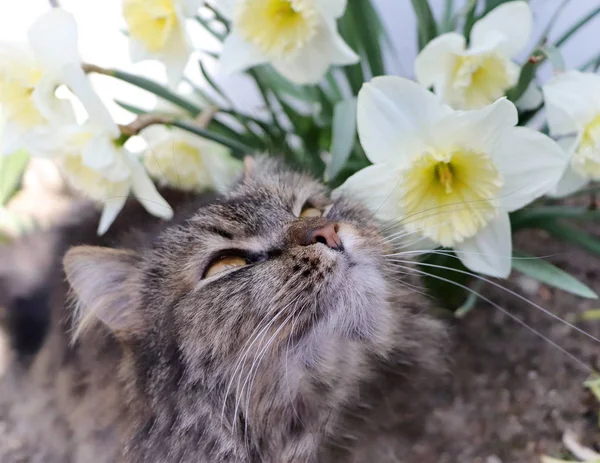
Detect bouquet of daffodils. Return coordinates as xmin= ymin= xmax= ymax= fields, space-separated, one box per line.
xmin=1 ymin=0 xmax=599 ymax=307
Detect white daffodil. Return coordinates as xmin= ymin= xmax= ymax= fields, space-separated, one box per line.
xmin=217 ymin=0 xmax=359 ymax=84
xmin=543 ymin=70 xmax=600 ymax=197
xmin=122 ymin=0 xmax=204 ymax=88
xmin=335 ymin=77 xmax=567 ymax=278
xmin=415 ymin=1 xmax=532 ymax=110
xmin=0 ymin=8 xmax=117 ymax=156
xmin=50 ymin=123 xmax=173 ymax=235
xmin=141 ymin=125 xmax=242 ymax=192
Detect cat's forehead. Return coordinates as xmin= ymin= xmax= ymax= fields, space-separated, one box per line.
xmin=187 ymin=168 xmax=329 ymax=238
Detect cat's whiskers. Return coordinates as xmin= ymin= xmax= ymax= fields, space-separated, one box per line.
xmin=221 ymin=274 xmax=304 ymax=427
xmin=386 ymin=260 xmax=594 ymax=373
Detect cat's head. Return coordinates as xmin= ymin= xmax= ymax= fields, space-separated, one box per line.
xmin=64 ymin=156 xmax=440 ymax=415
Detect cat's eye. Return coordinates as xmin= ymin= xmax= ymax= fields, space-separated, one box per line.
xmin=300 ymin=206 xmax=323 ymax=218
xmin=204 ymin=256 xmax=249 ymax=279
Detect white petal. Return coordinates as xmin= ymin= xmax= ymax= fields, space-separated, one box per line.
xmin=515 ymin=81 xmax=543 ymax=112
xmin=357 ymin=76 xmax=451 ymax=165
xmin=1 ymin=121 xmax=27 ymax=156
xmin=125 ymin=152 xmax=174 ymax=220
xmin=430 ymin=97 xmax=518 ymax=153
xmin=82 ymin=134 xmax=119 ymax=171
xmin=315 ymin=0 xmax=347 ymax=19
xmin=128 ymin=37 xmax=150 ymax=63
xmin=27 ymin=8 xmax=80 ymax=71
xmin=548 ymin=165 xmax=589 ymax=198
xmin=201 ymin=143 xmax=242 ymax=193
xmin=470 ymin=1 xmax=532 ymax=57
xmin=162 ymin=28 xmax=192 ymax=89
xmin=219 ymin=30 xmax=267 ymax=76
xmin=61 ymin=63 xmax=119 ymax=136
xmin=492 ymin=126 xmax=569 ymax=212
xmin=455 ymin=210 xmax=512 ymax=278
xmin=542 ymin=70 xmax=600 ymax=136
xmin=333 ymin=163 xmax=402 ymax=225
xmin=31 ymin=73 xmax=76 ymax=125
xmin=415 ymin=33 xmax=465 ymax=89
xmin=98 ymin=195 xmax=128 ymax=235
xmin=329 ymin=25 xmax=359 ymax=66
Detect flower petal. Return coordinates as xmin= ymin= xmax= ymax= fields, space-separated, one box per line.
xmin=333 ymin=163 xmax=402 ymax=225
xmin=415 ymin=33 xmax=465 ymax=89
xmin=98 ymin=195 xmax=128 ymax=236
xmin=455 ymin=210 xmax=512 ymax=278
xmin=314 ymin=0 xmax=347 ymax=19
xmin=329 ymin=24 xmax=360 ymax=66
xmin=27 ymin=8 xmax=80 ymax=71
xmin=62 ymin=64 xmax=119 ymax=136
xmin=219 ymin=30 xmax=267 ymax=76
xmin=161 ymin=27 xmax=192 ymax=89
xmin=430 ymin=97 xmax=518 ymax=152
xmin=492 ymin=126 xmax=569 ymax=212
xmin=31 ymin=74 xmax=76 ymax=125
xmin=543 ymin=70 xmax=600 ymax=136
xmin=548 ymin=165 xmax=589 ymax=198
xmin=357 ymin=76 xmax=451 ymax=165
xmin=470 ymin=1 xmax=532 ymax=57
xmin=125 ymin=152 xmax=174 ymax=220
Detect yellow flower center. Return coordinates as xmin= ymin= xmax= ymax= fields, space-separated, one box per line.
xmin=450 ymin=54 xmax=515 ymax=110
xmin=61 ymin=153 xmax=130 ymax=202
xmin=398 ymin=149 xmax=504 ymax=247
xmin=0 ymin=69 xmax=45 ymax=129
xmin=235 ymin=0 xmax=318 ymax=59
xmin=122 ymin=0 xmax=178 ymax=52
xmin=144 ymin=139 xmax=213 ymax=192
xmin=572 ymin=113 xmax=600 ymax=179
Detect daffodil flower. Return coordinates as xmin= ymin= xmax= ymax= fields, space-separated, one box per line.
xmin=217 ymin=0 xmax=359 ymax=84
xmin=415 ymin=1 xmax=532 ymax=110
xmin=335 ymin=77 xmax=567 ymax=278
xmin=141 ymin=124 xmax=242 ymax=193
xmin=49 ymin=123 xmax=173 ymax=235
xmin=543 ymin=70 xmax=600 ymax=197
xmin=122 ymin=0 xmax=204 ymax=88
xmin=0 ymin=8 xmax=117 ymax=156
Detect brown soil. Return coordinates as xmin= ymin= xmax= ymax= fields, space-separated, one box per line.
xmin=408 ymin=228 xmax=600 ymax=463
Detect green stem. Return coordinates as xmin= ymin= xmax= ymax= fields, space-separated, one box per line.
xmin=556 ymin=6 xmax=600 ymax=47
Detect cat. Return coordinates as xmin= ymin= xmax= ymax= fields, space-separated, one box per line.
xmin=0 ymin=156 xmax=447 ymax=462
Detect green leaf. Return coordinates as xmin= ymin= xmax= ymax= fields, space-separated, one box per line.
xmin=338 ymin=5 xmax=365 ymax=94
xmin=110 ymin=69 xmax=203 ymax=116
xmin=345 ymin=0 xmax=387 ymax=78
xmin=0 ymin=150 xmax=29 ymax=206
xmin=325 ymin=97 xmax=357 ymax=182
xmin=555 ymin=6 xmax=600 ymax=47
xmin=512 ymin=249 xmax=598 ymax=299
xmin=171 ymin=121 xmax=254 ymax=157
xmin=511 ymin=206 xmax=600 ymax=230
xmin=484 ymin=0 xmax=524 ymax=14
xmin=507 ymin=50 xmax=544 ymax=102
xmin=252 ymin=66 xmax=315 ymax=103
xmin=462 ymin=0 xmax=478 ymax=41
xmin=114 ymin=100 xmax=148 ymax=115
xmin=539 ymin=221 xmax=600 ymax=255
xmin=410 ymin=0 xmax=438 ymax=50
xmin=420 ymin=250 xmax=473 ymax=309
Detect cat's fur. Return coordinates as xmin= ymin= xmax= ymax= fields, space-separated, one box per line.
xmin=0 ymin=157 xmax=447 ymax=462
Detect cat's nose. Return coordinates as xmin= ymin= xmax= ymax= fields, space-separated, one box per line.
xmin=287 ymin=219 xmax=344 ymax=251
xmin=311 ymin=223 xmax=343 ymax=250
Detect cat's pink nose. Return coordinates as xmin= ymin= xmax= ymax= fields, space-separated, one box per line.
xmin=311 ymin=223 xmax=343 ymax=251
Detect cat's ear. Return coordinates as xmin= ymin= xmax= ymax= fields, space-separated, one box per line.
xmin=243 ymin=156 xmax=256 ymax=181
xmin=64 ymin=246 xmax=143 ymax=339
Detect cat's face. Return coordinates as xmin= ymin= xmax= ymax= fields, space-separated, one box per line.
xmin=65 ymin=158 xmax=411 ymax=392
